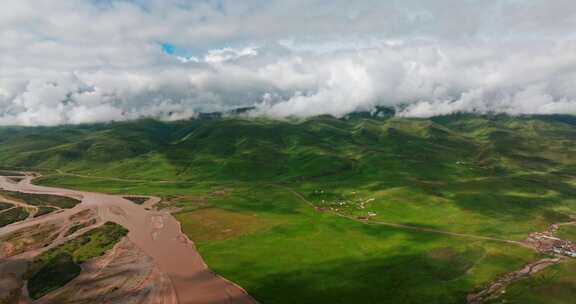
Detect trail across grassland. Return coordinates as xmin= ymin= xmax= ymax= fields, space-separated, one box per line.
xmin=278 ymin=185 xmax=576 ymax=304
xmin=276 ymin=184 xmax=525 ymax=245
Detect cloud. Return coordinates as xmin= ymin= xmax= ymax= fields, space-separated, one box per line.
xmin=1 ymin=0 xmax=576 ymax=125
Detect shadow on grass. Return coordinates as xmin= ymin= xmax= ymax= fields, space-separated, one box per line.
xmin=232 ymin=253 xmax=476 ymax=304
xmin=431 ymin=174 xmax=576 ymax=222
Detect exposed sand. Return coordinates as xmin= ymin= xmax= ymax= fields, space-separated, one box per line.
xmin=0 ymin=173 xmax=256 ymax=304
xmin=35 ymin=238 xmax=178 ymax=304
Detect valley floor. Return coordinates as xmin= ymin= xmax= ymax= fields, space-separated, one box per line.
xmin=18 ymin=169 xmax=576 ymax=304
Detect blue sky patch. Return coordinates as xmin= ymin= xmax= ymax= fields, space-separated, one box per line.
xmin=160 ymin=43 xmax=176 ymax=55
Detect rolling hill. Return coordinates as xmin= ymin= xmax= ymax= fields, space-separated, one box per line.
xmin=1 ymin=112 xmax=576 ymax=303
xmin=1 ymin=112 xmax=574 ymax=183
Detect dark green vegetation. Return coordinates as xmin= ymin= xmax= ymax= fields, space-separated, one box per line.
xmin=0 ymin=190 xmax=78 ymax=226
xmin=0 ymin=202 xmax=12 ymax=210
xmin=26 ymin=222 xmax=128 ymax=299
xmin=0 ymin=207 xmax=28 ymax=227
xmin=0 ymin=170 xmax=24 ymax=176
xmin=1 ymin=113 xmax=575 ymax=303
xmin=124 ymin=196 xmax=148 ymax=205
xmin=33 ymin=206 xmax=58 ymax=217
xmin=0 ymin=190 xmax=80 ymax=209
xmin=28 ymin=253 xmax=81 ymax=300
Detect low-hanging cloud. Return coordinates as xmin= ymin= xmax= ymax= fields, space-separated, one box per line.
xmin=2 ymin=0 xmax=576 ymax=125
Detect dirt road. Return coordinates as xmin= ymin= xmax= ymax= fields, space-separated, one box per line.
xmin=280 ymin=185 xmax=572 ymax=304
xmin=0 ymin=173 xmax=256 ymax=304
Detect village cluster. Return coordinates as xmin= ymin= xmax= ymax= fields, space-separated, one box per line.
xmin=526 ymin=224 xmax=576 ymax=258
xmin=312 ymin=189 xmax=377 ymax=219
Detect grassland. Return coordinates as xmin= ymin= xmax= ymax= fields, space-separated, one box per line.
xmin=0 ymin=113 xmax=574 ymax=303
xmin=172 ymin=185 xmax=542 ymax=303
xmin=26 ymin=222 xmax=128 ymax=299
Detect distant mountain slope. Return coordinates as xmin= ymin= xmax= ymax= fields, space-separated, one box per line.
xmin=0 ymin=113 xmax=574 ymax=183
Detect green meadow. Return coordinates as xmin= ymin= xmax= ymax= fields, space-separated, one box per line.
xmin=1 ymin=112 xmax=575 ymax=303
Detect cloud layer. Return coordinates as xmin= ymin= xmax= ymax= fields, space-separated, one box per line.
xmin=2 ymin=0 xmax=576 ymax=125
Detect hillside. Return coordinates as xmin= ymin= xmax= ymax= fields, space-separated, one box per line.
xmin=1 ymin=113 xmax=574 ymax=182
xmin=1 ymin=113 xmax=576 ymax=303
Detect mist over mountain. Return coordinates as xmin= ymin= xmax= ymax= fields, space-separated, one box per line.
xmin=3 ymin=0 xmax=576 ymax=126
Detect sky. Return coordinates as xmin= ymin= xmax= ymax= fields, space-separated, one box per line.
xmin=2 ymin=0 xmax=576 ymax=125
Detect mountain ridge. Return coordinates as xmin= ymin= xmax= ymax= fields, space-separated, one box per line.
xmin=0 ymin=112 xmax=573 ymax=183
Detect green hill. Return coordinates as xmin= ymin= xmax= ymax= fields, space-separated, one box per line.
xmin=1 ymin=113 xmax=573 ymax=183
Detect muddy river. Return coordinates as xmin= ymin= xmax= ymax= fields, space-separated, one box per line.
xmin=0 ymin=174 xmax=255 ymax=304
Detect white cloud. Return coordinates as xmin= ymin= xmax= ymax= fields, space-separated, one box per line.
xmin=1 ymin=0 xmax=576 ymax=125
xmin=204 ymin=46 xmax=259 ymax=64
